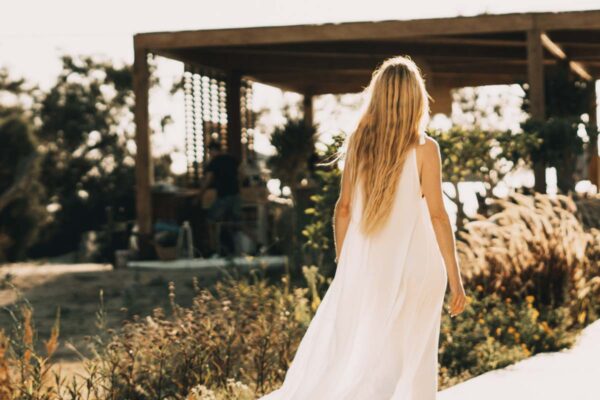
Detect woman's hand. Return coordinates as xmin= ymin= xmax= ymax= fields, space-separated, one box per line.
xmin=448 ymin=285 xmax=466 ymax=317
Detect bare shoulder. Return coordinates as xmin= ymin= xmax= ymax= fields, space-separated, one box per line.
xmin=416 ymin=135 xmax=440 ymax=168
xmin=422 ymin=135 xmax=440 ymax=156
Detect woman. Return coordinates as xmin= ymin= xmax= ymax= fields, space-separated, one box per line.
xmin=260 ymin=55 xmax=467 ymax=400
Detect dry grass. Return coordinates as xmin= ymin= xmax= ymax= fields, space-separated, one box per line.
xmin=0 ymin=305 xmax=61 ymax=399
xmin=457 ymin=193 xmax=600 ymax=326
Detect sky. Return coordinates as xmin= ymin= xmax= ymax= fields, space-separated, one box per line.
xmin=1 ymin=0 xmax=599 ymax=200
xmin=2 ymin=0 xmax=599 ymax=89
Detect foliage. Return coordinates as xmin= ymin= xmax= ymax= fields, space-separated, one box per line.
xmin=520 ymin=60 xmax=596 ymax=192
xmin=0 ymin=268 xmax=317 ymax=399
xmin=0 ymin=195 xmax=598 ymax=398
xmin=267 ymin=118 xmax=319 ymax=277
xmin=427 ymin=125 xmax=540 ymax=226
xmin=302 ymin=134 xmax=343 ymax=277
xmin=522 ymin=118 xmax=586 ymax=164
xmin=0 ymin=67 xmax=42 ymax=120
xmin=0 ymin=70 xmax=47 ymax=262
xmin=267 ymin=118 xmax=317 ymax=197
xmin=0 ymin=58 xmax=175 ymax=261
xmin=94 ymin=275 xmax=313 ymax=398
xmin=428 ymin=126 xmax=539 ymax=188
xmin=302 ymin=126 xmax=541 ymax=269
xmin=521 ymin=118 xmax=590 ymax=193
xmin=0 ymin=305 xmax=61 ymax=399
xmin=30 ymin=55 xmax=138 ymax=258
xmin=438 ymin=289 xmax=576 ymax=388
xmin=522 ymin=60 xmax=594 ymax=120
xmin=575 ymin=193 xmax=600 ymax=230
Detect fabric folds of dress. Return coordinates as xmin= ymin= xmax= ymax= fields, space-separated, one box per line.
xmin=260 ymin=136 xmax=448 ymax=400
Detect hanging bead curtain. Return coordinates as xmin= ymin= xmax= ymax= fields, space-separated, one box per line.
xmin=183 ymin=64 xmax=255 ymax=185
xmin=240 ymin=79 xmax=255 ymax=162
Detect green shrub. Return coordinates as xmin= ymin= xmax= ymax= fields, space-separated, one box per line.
xmin=438 ymin=288 xmax=575 ymax=389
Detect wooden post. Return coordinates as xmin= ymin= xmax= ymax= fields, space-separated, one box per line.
xmin=429 ymin=85 xmax=453 ymax=115
xmin=303 ymin=93 xmax=314 ymax=130
xmin=133 ymin=45 xmax=154 ymax=254
xmin=226 ymin=71 xmax=242 ymax=161
xmin=527 ymin=29 xmax=547 ymax=192
xmin=588 ymin=83 xmax=599 ymax=189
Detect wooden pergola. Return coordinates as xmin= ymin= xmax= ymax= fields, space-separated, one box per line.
xmin=133 ymin=9 xmax=600 ymax=243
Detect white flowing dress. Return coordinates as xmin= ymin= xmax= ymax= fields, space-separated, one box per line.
xmin=260 ymin=134 xmax=448 ymax=400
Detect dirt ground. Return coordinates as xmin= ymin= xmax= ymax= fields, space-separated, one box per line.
xmin=0 ymin=262 xmax=274 ymax=361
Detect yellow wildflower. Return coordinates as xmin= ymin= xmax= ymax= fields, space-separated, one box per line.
xmin=521 ymin=343 xmax=531 ymax=357
xmin=540 ymin=321 xmax=552 ymax=334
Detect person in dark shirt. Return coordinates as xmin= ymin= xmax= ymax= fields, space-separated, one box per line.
xmin=199 ymin=140 xmax=242 ymax=255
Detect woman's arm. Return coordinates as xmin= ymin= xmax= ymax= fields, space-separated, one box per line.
xmin=419 ymin=138 xmax=466 ymax=317
xmin=333 ymin=162 xmax=353 ymax=263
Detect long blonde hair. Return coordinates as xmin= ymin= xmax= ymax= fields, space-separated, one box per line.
xmin=343 ymin=55 xmax=431 ymax=236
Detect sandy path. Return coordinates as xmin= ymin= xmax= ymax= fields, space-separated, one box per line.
xmin=438 ymin=318 xmax=600 ymax=400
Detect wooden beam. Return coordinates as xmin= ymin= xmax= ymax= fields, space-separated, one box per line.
xmin=541 ymin=32 xmax=593 ymax=81
xmin=431 ymin=72 xmax=523 ymax=87
xmin=135 ymin=13 xmax=535 ymax=49
xmin=537 ymin=10 xmax=600 ymax=31
xmin=418 ymin=31 xmax=526 ymax=45
xmin=303 ymin=94 xmax=314 ymax=130
xmin=160 ymin=49 xmax=383 ymax=71
xmin=251 ymin=63 xmax=526 ymax=82
xmin=246 ymin=70 xmax=524 ymax=96
xmin=527 ymin=28 xmax=547 ymax=193
xmin=153 ymin=38 xmax=578 ymax=96
xmin=429 ymin=85 xmax=453 ymax=115
xmin=212 ymin=36 xmax=526 ymax=54
xmin=527 ymin=29 xmax=546 ymax=120
xmin=135 ymin=10 xmax=600 ymax=51
xmin=133 ymin=46 xmax=154 ymax=242
xmin=193 ymin=42 xmax=528 ymax=60
xmin=563 ymin=46 xmax=600 ymax=60
xmin=225 ymin=71 xmax=242 ymax=161
xmin=546 ymin=30 xmax=600 ymax=46
xmin=588 ymin=84 xmax=599 ymax=189
xmin=157 ymin=50 xmax=535 ymax=79
xmin=394 ymin=33 xmax=526 ymax=48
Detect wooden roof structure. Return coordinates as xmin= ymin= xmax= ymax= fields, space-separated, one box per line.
xmin=135 ymin=10 xmax=600 ymax=101
xmin=132 ymin=9 xmax=600 ymax=245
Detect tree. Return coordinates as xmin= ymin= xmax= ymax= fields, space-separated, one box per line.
xmin=30 ymin=55 xmax=139 ymax=257
xmin=302 ymin=134 xmax=343 ymax=278
xmin=522 ymin=118 xmax=588 ymax=193
xmin=0 ymin=68 xmax=47 ymax=261
xmin=428 ymin=126 xmax=539 ymax=227
xmin=267 ymin=117 xmax=318 ymax=276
